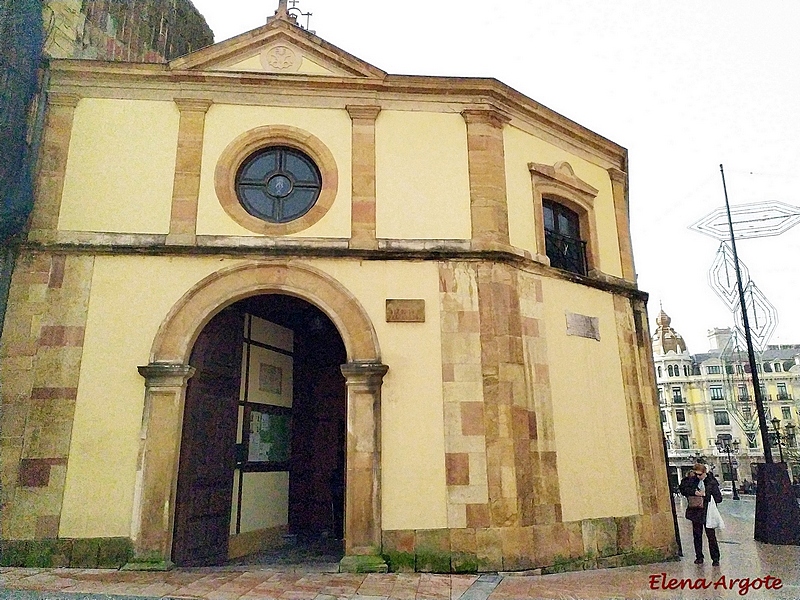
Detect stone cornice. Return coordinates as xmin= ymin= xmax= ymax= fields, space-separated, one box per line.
xmin=47 ymin=61 xmax=627 ymax=170
xmin=20 ymin=236 xmax=647 ymax=301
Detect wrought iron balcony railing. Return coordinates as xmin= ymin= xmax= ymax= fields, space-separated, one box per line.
xmin=545 ymin=230 xmax=588 ymax=276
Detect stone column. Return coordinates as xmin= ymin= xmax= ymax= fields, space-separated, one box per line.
xmin=28 ymin=93 xmax=80 ymax=243
xmin=340 ymin=361 xmax=388 ymax=560
xmin=608 ymin=167 xmax=636 ymax=282
xmin=166 ymin=98 xmax=213 ymax=246
xmin=461 ymin=107 xmax=511 ymax=250
xmin=133 ymin=363 xmax=195 ymax=563
xmin=346 ymin=105 xmax=381 ymax=250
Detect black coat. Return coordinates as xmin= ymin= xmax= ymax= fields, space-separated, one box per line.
xmin=679 ymin=472 xmax=722 ymax=523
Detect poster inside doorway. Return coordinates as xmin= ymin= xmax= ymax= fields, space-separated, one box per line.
xmin=247 ymin=409 xmax=290 ymax=464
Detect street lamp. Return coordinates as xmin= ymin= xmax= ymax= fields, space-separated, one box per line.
xmin=716 ymin=436 xmax=741 ymax=500
xmin=771 ymin=417 xmax=785 ymax=463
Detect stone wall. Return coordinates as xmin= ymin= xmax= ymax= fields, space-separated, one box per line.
xmin=0 ymin=251 xmax=94 ymax=540
xmin=379 ymin=261 xmax=676 ymax=574
xmin=44 ymin=0 xmax=214 ymax=62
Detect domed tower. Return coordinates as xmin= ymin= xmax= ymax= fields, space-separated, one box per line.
xmin=652 ymin=308 xmax=694 ymax=387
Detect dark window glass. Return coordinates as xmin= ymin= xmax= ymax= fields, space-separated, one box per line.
xmin=236 ymin=147 xmax=322 ymax=223
xmin=714 ymin=411 xmax=730 ymax=426
xmin=543 ymin=199 xmax=587 ymax=276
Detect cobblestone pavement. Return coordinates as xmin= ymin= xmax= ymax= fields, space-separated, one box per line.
xmin=2 ymin=496 xmax=799 ymax=599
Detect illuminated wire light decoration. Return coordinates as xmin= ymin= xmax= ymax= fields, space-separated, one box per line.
xmin=690 ymin=200 xmax=800 ymax=241
xmin=733 ymin=280 xmax=778 ymax=353
xmin=708 ymin=242 xmax=751 ymax=311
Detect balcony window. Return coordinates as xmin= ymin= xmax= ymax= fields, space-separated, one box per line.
xmin=543 ymin=199 xmax=587 ymax=276
xmin=710 ymin=386 xmax=724 ymax=400
xmin=678 ymin=435 xmax=690 ymax=449
xmin=782 ymin=406 xmax=791 ymax=420
xmin=707 ymin=365 xmax=721 ymax=374
xmin=672 ymin=387 xmax=684 ymax=403
xmin=777 ymin=383 xmax=789 ymax=400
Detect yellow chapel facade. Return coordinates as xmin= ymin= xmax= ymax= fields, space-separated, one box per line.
xmin=0 ymin=3 xmax=675 ymax=572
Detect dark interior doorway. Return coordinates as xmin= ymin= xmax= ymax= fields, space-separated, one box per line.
xmin=172 ymin=294 xmax=347 ymax=566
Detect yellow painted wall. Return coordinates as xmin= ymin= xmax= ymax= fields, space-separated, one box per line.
xmin=59 ymin=99 xmax=178 ymax=234
xmin=213 ymin=54 xmax=336 ymax=75
xmin=503 ymin=126 xmax=623 ymax=278
xmin=375 ymin=111 xmax=471 ymax=240
xmin=197 ymin=105 xmax=352 ymax=238
xmin=541 ymin=277 xmax=639 ymax=521
xmin=218 ymin=54 xmax=264 ymax=72
xmin=59 ymin=256 xmax=247 ymax=537
xmin=313 ymin=260 xmax=449 ymax=530
xmin=299 ymin=57 xmax=336 ymax=75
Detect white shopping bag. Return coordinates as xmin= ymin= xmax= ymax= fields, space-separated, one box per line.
xmin=705 ymin=496 xmax=725 ymax=530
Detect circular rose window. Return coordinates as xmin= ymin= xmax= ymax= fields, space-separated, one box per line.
xmin=235 ymin=146 xmax=322 ymax=223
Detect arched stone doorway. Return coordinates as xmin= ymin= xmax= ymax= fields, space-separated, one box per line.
xmin=134 ymin=262 xmax=386 ymax=566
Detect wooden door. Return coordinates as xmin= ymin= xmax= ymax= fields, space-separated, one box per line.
xmin=172 ymin=308 xmax=243 ymax=566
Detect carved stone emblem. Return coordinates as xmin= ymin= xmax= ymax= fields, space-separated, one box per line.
xmin=566 ymin=311 xmax=600 ymax=341
xmin=263 ymin=45 xmax=297 ymax=71
xmin=386 ymin=299 xmax=425 ymax=323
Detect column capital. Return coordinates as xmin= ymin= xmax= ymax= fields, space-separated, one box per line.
xmin=173 ymin=98 xmax=213 ymax=113
xmin=461 ymin=106 xmax=510 ymax=128
xmin=607 ymin=167 xmax=627 ymax=184
xmin=346 ymin=105 xmax=382 ymax=121
xmin=48 ymin=92 xmax=81 ymax=108
xmin=138 ymin=362 xmax=195 ymax=388
xmin=341 ymin=361 xmax=389 ymax=392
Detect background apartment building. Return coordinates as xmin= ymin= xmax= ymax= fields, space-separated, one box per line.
xmin=653 ymin=309 xmax=800 ymax=491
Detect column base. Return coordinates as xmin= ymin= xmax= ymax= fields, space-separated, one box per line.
xmin=339 ymin=554 xmax=388 ymax=573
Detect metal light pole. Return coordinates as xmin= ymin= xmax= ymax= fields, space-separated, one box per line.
xmin=717 ymin=437 xmax=740 ymax=500
xmin=771 ymin=418 xmax=785 ymax=463
xmin=719 ymin=166 xmax=773 ymax=462
xmin=713 ymin=166 xmax=800 ymax=544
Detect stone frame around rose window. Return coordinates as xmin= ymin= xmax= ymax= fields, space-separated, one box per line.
xmin=215 ymin=125 xmax=338 ymax=235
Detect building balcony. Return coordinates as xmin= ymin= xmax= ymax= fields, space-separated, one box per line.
xmin=544 ymin=230 xmax=587 ymax=276
xmin=667 ymin=448 xmax=698 ymax=458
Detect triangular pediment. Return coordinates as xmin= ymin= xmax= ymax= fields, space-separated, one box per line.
xmin=169 ymin=18 xmax=385 ymax=79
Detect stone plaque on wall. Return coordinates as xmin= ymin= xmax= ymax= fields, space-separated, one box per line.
xmin=566 ymin=311 xmax=600 ymax=341
xmin=386 ymin=299 xmax=425 ymax=323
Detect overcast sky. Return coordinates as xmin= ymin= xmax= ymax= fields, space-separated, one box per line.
xmin=190 ymin=0 xmax=800 ymax=354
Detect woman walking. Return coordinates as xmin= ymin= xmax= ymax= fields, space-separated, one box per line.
xmin=679 ymin=463 xmax=723 ymax=565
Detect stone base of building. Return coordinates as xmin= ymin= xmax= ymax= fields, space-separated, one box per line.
xmin=382 ymin=516 xmax=678 ymax=573
xmin=0 ymin=537 xmax=133 ymax=568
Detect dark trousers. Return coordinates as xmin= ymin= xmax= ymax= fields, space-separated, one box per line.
xmin=692 ymin=520 xmax=720 ymax=561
